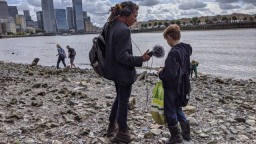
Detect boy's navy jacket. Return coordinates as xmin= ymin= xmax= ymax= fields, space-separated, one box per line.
xmin=103 ymin=20 xmax=143 ymax=86
xmin=159 ymin=42 xmax=192 ymax=91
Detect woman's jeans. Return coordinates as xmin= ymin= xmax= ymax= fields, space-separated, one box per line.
xmin=57 ymin=55 xmax=66 ymax=69
xmin=164 ymin=89 xmax=187 ymax=127
xmin=109 ymin=82 xmax=132 ymax=131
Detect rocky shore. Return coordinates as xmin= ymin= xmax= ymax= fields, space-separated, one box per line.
xmin=0 ymin=61 xmax=256 ymax=144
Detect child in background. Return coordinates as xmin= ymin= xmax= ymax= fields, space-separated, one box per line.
xmin=190 ymin=60 xmax=198 ymax=78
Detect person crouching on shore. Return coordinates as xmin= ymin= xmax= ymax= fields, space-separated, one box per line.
xmin=104 ymin=1 xmax=151 ymax=143
xmin=190 ymin=60 xmax=198 ymax=78
xmin=56 ymin=44 xmax=66 ymax=69
xmin=158 ymin=25 xmax=192 ymax=144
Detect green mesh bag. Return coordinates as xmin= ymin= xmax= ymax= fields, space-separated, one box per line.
xmin=151 ymin=82 xmax=166 ymax=125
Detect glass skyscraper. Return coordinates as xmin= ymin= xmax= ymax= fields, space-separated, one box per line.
xmin=0 ymin=0 xmax=9 ymax=18
xmin=8 ymin=6 xmax=18 ymax=21
xmin=72 ymin=0 xmax=84 ymax=33
xmin=55 ymin=9 xmax=69 ymax=33
xmin=83 ymin=11 xmax=88 ymax=23
xmin=36 ymin=11 xmax=44 ymax=30
xmin=41 ymin=0 xmax=56 ymax=33
xmin=23 ymin=10 xmax=32 ymax=21
xmin=66 ymin=7 xmax=74 ymax=30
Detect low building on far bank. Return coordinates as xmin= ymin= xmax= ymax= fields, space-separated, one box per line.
xmin=16 ymin=15 xmax=26 ymax=32
xmin=84 ymin=22 xmax=96 ymax=33
xmin=25 ymin=27 xmax=35 ymax=33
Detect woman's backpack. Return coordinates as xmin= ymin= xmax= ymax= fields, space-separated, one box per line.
xmin=89 ymin=27 xmax=106 ymax=76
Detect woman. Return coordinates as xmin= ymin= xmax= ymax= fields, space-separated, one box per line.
xmin=56 ymin=44 xmax=66 ymax=69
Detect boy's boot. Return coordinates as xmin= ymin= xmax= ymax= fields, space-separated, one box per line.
xmin=106 ymin=122 xmax=118 ymax=136
xmin=166 ymin=125 xmax=183 ymax=144
xmin=180 ymin=121 xmax=191 ymax=141
xmin=114 ymin=127 xmax=135 ymax=143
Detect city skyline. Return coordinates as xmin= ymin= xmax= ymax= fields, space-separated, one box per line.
xmin=5 ymin=0 xmax=256 ymax=27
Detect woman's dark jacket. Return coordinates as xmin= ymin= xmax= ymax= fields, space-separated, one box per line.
xmin=103 ymin=20 xmax=143 ymax=86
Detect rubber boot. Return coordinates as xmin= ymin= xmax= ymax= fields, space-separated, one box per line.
xmin=166 ymin=125 xmax=183 ymax=144
xmin=106 ymin=122 xmax=118 ymax=137
xmin=114 ymin=127 xmax=135 ymax=143
xmin=180 ymin=121 xmax=191 ymax=141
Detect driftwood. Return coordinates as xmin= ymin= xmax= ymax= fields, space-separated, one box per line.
xmin=30 ymin=58 xmax=40 ymax=67
xmin=137 ymin=71 xmax=147 ymax=81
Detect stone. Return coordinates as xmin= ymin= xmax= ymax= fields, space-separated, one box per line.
xmin=105 ymin=94 xmax=114 ymax=99
xmin=246 ymin=120 xmax=255 ymax=126
xmin=182 ymin=106 xmax=196 ymax=113
xmin=53 ymin=140 xmax=61 ymax=144
xmin=25 ymin=139 xmax=35 ymax=144
xmin=225 ymin=95 xmax=234 ymax=100
xmin=42 ymin=83 xmax=48 ymax=88
xmin=199 ymin=133 xmax=209 ymax=138
xmin=73 ymin=87 xmax=86 ymax=91
xmin=129 ymin=97 xmax=136 ymax=110
xmin=195 ymin=97 xmax=204 ymax=101
xmin=150 ymin=129 xmax=162 ymax=136
xmin=59 ymin=88 xmax=69 ymax=94
xmin=162 ymin=132 xmax=170 ymax=138
xmin=63 ymin=65 xmax=70 ymax=72
xmin=216 ymin=79 xmax=224 ymax=83
xmin=237 ymin=135 xmax=249 ymax=141
xmin=37 ymin=91 xmax=46 ymax=96
xmin=30 ymin=58 xmax=39 ymax=67
xmin=31 ymin=100 xmax=43 ymax=107
xmin=79 ymin=81 xmax=89 ymax=87
xmin=68 ymin=100 xmax=79 ymax=105
xmin=144 ymin=132 xmax=155 ymax=139
xmin=235 ymin=117 xmax=246 ymax=122
xmin=236 ymin=126 xmax=244 ymax=130
xmin=32 ymin=83 xmax=41 ymax=88
xmin=187 ymin=117 xmax=199 ymax=126
xmin=209 ymin=119 xmax=217 ymax=126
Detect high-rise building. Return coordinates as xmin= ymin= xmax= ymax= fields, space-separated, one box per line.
xmin=55 ymin=9 xmax=69 ymax=33
xmin=87 ymin=16 xmax=91 ymax=23
xmin=66 ymin=7 xmax=74 ymax=30
xmin=16 ymin=15 xmax=26 ymax=32
xmin=36 ymin=11 xmax=44 ymax=30
xmin=8 ymin=6 xmax=18 ymax=21
xmin=41 ymin=0 xmax=56 ymax=33
xmin=0 ymin=0 xmax=9 ymax=18
xmin=23 ymin=10 xmax=32 ymax=21
xmin=72 ymin=0 xmax=84 ymax=33
xmin=83 ymin=11 xmax=88 ymax=23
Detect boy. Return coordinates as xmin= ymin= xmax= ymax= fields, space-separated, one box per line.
xmin=190 ymin=60 xmax=198 ymax=78
xmin=158 ymin=25 xmax=192 ymax=144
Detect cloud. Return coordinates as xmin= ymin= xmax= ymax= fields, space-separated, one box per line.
xmin=219 ymin=3 xmax=241 ymax=10
xmin=178 ymin=1 xmax=207 ymax=10
xmin=26 ymin=0 xmax=41 ymax=7
xmin=242 ymin=0 xmax=256 ymax=6
xmin=138 ymin=0 xmax=162 ymax=6
xmin=181 ymin=10 xmax=201 ymax=16
xmin=215 ymin=0 xmax=239 ymax=3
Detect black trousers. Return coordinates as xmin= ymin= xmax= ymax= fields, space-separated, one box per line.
xmin=57 ymin=55 xmax=66 ymax=69
xmin=109 ymin=82 xmax=132 ymax=131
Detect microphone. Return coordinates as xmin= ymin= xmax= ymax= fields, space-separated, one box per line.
xmin=147 ymin=45 xmax=165 ymax=58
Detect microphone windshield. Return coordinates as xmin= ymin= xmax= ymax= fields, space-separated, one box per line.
xmin=152 ymin=45 xmax=165 ymax=58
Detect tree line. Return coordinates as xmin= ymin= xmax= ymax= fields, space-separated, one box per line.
xmin=140 ymin=14 xmax=256 ymax=28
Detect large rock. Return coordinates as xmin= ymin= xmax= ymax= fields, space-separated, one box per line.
xmin=246 ymin=120 xmax=255 ymax=126
xmin=31 ymin=100 xmax=43 ymax=107
xmin=182 ymin=106 xmax=196 ymax=113
xmin=187 ymin=117 xmax=199 ymax=126
xmin=144 ymin=132 xmax=155 ymax=139
xmin=137 ymin=71 xmax=147 ymax=81
xmin=150 ymin=129 xmax=162 ymax=136
xmin=63 ymin=65 xmax=70 ymax=72
xmin=129 ymin=97 xmax=136 ymax=110
xmin=30 ymin=58 xmax=39 ymax=67
xmin=234 ymin=117 xmax=246 ymax=122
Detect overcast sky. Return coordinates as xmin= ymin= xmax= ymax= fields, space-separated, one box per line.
xmin=6 ymin=0 xmax=256 ymax=27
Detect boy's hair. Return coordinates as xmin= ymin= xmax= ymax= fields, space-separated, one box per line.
xmin=192 ymin=60 xmax=195 ymax=63
xmin=163 ymin=24 xmax=181 ymax=41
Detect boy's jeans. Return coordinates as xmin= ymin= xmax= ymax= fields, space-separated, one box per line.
xmin=164 ymin=89 xmax=187 ymax=126
xmin=109 ymin=82 xmax=132 ymax=131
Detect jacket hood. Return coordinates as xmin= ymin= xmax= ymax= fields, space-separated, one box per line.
xmin=172 ymin=42 xmax=192 ymax=56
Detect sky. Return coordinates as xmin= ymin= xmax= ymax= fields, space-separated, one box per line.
xmin=6 ymin=0 xmax=256 ymax=27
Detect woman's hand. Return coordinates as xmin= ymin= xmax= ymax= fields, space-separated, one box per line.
xmin=158 ymin=67 xmax=163 ymax=74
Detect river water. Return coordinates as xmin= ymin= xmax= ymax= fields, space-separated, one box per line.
xmin=0 ymin=29 xmax=255 ymax=79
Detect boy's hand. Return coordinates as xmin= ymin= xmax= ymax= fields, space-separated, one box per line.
xmin=142 ymin=49 xmax=151 ymax=62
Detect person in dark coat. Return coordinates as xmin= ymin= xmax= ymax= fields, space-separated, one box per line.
xmin=104 ymin=1 xmax=151 ymax=143
xmin=158 ymin=25 xmax=192 ymax=144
